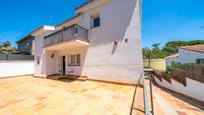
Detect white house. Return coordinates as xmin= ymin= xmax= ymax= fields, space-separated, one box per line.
xmin=166 ymin=44 xmax=204 ymax=67
xmin=30 ymin=0 xmax=143 ymax=84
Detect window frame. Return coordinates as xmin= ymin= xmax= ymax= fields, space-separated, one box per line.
xmin=69 ymin=54 xmax=81 ymax=66
xmin=90 ymin=13 xmax=100 ymax=29
xmin=196 ymin=59 xmax=204 ymax=64
xmin=26 ymin=42 xmax=30 ymax=49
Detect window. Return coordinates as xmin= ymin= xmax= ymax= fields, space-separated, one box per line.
xmin=71 ymin=27 xmax=78 ymax=35
xmin=69 ymin=54 xmax=80 ymax=66
xmin=196 ymin=59 xmax=204 ymax=64
xmin=26 ymin=42 xmax=30 ymax=49
xmin=91 ymin=14 xmax=100 ymax=28
xmin=19 ymin=45 xmax=22 ymax=49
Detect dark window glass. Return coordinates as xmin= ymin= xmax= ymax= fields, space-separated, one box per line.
xmin=93 ymin=17 xmax=100 ymax=28
xmin=69 ymin=54 xmax=80 ymax=66
xmin=77 ymin=54 xmax=80 ymax=64
xmin=196 ymin=59 xmax=204 ymax=64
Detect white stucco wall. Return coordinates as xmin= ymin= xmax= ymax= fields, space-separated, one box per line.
xmin=0 ymin=61 xmax=34 ymax=77
xmin=33 ymin=33 xmax=47 ymax=77
xmin=45 ymin=51 xmax=58 ymax=75
xmin=33 ymin=0 xmax=143 ymax=84
xmin=166 ymin=57 xmax=179 ymax=67
xmin=154 ymin=77 xmax=204 ymax=102
xmin=166 ymin=49 xmax=204 ymax=67
xmin=56 ymin=47 xmax=88 ymax=76
xmin=78 ymin=0 xmax=143 ymax=83
xmin=178 ymin=49 xmax=204 ymax=64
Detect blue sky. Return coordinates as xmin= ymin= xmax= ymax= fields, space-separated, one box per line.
xmin=142 ymin=0 xmax=204 ymax=48
xmin=0 ymin=0 xmax=204 ymax=48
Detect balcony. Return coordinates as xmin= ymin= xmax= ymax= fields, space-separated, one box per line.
xmin=44 ymin=24 xmax=88 ymax=50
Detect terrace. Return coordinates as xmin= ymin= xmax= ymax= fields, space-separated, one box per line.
xmin=0 ymin=76 xmax=135 ymax=114
xmin=0 ymin=76 xmax=203 ymax=115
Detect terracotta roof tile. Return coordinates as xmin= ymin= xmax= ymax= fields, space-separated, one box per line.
xmin=179 ymin=44 xmax=204 ymax=53
xmin=16 ymin=34 xmax=33 ymax=43
xmin=76 ymin=0 xmax=96 ymax=11
xmin=56 ymin=14 xmax=81 ymax=27
xmin=30 ymin=26 xmax=44 ymax=34
xmin=56 ymin=0 xmax=96 ymax=27
xmin=1 ymin=47 xmax=16 ymax=51
xmin=166 ymin=54 xmax=179 ymax=58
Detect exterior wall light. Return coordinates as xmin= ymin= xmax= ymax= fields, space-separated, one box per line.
xmin=114 ymin=40 xmax=119 ymax=45
xmin=125 ymin=38 xmax=128 ymax=43
xmin=51 ymin=54 xmax=54 ymax=58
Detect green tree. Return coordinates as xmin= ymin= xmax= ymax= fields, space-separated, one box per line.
xmin=152 ymin=43 xmax=160 ymax=51
xmin=3 ymin=41 xmax=11 ymax=48
xmin=187 ymin=40 xmax=204 ymax=45
xmin=143 ymin=47 xmax=152 ymax=59
xmin=143 ymin=47 xmax=152 ymax=67
xmin=0 ymin=47 xmax=3 ymax=54
xmin=143 ymin=40 xmax=204 ymax=59
xmin=162 ymin=41 xmax=186 ymax=54
xmin=162 ymin=40 xmax=204 ymax=54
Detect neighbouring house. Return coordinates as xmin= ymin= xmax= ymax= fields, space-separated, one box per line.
xmin=16 ymin=34 xmax=34 ymax=55
xmin=166 ymin=44 xmax=204 ymax=67
xmin=29 ymin=0 xmax=143 ymax=84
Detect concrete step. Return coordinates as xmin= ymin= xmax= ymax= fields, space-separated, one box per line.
xmin=47 ymin=75 xmax=88 ymax=81
xmin=68 ymin=76 xmax=88 ymax=81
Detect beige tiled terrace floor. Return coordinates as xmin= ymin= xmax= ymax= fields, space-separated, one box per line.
xmin=0 ymin=76 xmax=135 ymax=115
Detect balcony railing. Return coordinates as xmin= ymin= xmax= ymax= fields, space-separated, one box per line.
xmin=44 ymin=24 xmax=88 ymax=47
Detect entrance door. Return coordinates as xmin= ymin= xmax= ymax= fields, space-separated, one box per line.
xmin=61 ymin=56 xmax=66 ymax=75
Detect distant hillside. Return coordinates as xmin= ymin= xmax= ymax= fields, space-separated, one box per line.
xmin=143 ymin=40 xmax=204 ymax=59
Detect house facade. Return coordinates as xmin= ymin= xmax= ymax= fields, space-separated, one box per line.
xmin=31 ymin=0 xmax=143 ymax=84
xmin=166 ymin=44 xmax=204 ymax=67
xmin=16 ymin=34 xmax=34 ymax=55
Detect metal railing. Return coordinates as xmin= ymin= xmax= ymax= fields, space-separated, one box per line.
xmin=143 ymin=76 xmax=151 ymax=115
xmin=130 ymin=70 xmax=154 ymax=115
xmin=144 ymin=69 xmax=154 ymax=115
xmin=44 ymin=24 xmax=88 ymax=47
xmin=145 ymin=76 xmax=154 ymax=115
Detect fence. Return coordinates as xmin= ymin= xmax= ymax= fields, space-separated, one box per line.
xmin=0 ymin=54 xmax=34 ymax=60
xmin=184 ymin=64 xmax=204 ymax=83
xmin=170 ymin=69 xmax=187 ymax=86
xmin=154 ymin=64 xmax=204 ymax=86
xmin=0 ymin=61 xmax=34 ymax=78
xmin=153 ymin=64 xmax=204 ymax=102
xmin=154 ymin=74 xmax=204 ymax=102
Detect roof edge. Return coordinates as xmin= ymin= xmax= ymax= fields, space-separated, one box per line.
xmin=56 ymin=14 xmax=81 ymax=27
xmin=75 ymin=0 xmax=96 ymax=11
xmin=31 ymin=25 xmax=55 ymax=35
xmin=179 ymin=47 xmax=204 ymax=53
xmin=16 ymin=34 xmax=33 ymax=44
